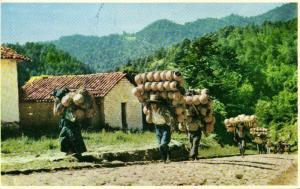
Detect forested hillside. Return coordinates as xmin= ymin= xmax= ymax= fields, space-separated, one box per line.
xmin=118 ymin=19 xmax=297 ymax=145
xmin=5 ymin=43 xmax=92 ymax=87
xmin=52 ymin=3 xmax=296 ymax=71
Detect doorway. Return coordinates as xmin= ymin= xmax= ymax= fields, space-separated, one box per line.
xmin=121 ymin=102 xmax=128 ymax=131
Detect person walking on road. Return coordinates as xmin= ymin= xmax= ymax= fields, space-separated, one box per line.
xmin=147 ymin=94 xmax=176 ymax=163
xmin=52 ymin=88 xmax=87 ymax=159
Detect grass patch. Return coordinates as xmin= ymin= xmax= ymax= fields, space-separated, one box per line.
xmin=1 ymin=131 xmax=157 ymax=157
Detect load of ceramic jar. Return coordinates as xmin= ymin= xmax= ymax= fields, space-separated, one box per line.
xmin=250 ymin=127 xmax=268 ymax=137
xmin=224 ymin=114 xmax=257 ymax=132
xmin=56 ymin=88 xmax=96 ymax=120
xmin=132 ymin=70 xmax=186 ymax=124
xmin=179 ymin=89 xmax=215 ymax=135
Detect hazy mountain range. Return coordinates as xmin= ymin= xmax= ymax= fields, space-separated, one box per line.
xmin=50 ymin=3 xmax=297 ymax=71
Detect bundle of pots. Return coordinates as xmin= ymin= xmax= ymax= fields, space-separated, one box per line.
xmin=250 ymin=127 xmax=268 ymax=137
xmin=250 ymin=127 xmax=268 ymax=144
xmin=224 ymin=114 xmax=257 ymax=132
xmin=132 ymin=70 xmax=186 ymax=124
xmin=183 ymin=89 xmax=215 ymax=135
xmin=57 ymin=88 xmax=96 ymax=120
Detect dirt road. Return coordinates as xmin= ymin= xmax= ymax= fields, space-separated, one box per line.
xmin=1 ymin=154 xmax=297 ymax=186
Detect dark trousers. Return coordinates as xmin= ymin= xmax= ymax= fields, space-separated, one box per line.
xmin=188 ymin=128 xmax=202 ymax=159
xmin=257 ymin=143 xmax=267 ymax=154
xmin=155 ymin=125 xmax=171 ymax=161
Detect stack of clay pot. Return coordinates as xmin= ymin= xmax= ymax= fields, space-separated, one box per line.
xmin=132 ymin=70 xmax=186 ymax=123
xmin=58 ymin=88 xmax=96 ymax=120
xmin=224 ymin=114 xmax=257 ymax=132
xmin=183 ymin=89 xmax=215 ymax=135
xmin=250 ymin=127 xmax=268 ymax=137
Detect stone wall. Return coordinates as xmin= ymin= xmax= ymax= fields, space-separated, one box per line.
xmin=103 ymin=78 xmax=143 ymax=130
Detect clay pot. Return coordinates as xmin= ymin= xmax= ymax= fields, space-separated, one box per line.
xmin=199 ymin=94 xmax=208 ymax=104
xmin=178 ymin=123 xmax=186 ymax=132
xmin=131 ymin=87 xmax=141 ymax=97
xmin=192 ymin=95 xmax=201 ymax=105
xmin=224 ymin=119 xmax=230 ymax=126
xmin=163 ymin=81 xmax=171 ymax=91
xmin=194 ymin=89 xmax=201 ymax=94
xmin=200 ymin=107 xmax=207 ymax=116
xmin=140 ymin=73 xmax=147 ymax=83
xmin=146 ymin=72 xmax=154 ymax=82
xmin=73 ymin=93 xmax=85 ymax=106
xmin=165 ymin=71 xmax=174 ymax=81
xmin=169 ymin=81 xmax=178 ymax=91
xmin=227 ymin=126 xmax=235 ymax=132
xmin=157 ymin=82 xmax=164 ymax=91
xmin=205 ymin=114 xmax=214 ymax=123
xmin=178 ymin=79 xmax=184 ymax=87
xmin=172 ymin=100 xmax=179 ymax=106
xmin=177 ymin=114 xmax=185 ymax=123
xmin=233 ymin=117 xmax=240 ymax=125
xmin=206 ymin=123 xmax=214 ymax=134
xmin=175 ymin=106 xmax=184 ymax=115
xmin=160 ymin=91 xmax=168 ymax=99
xmin=160 ymin=71 xmax=167 ymax=81
xmin=185 ymin=96 xmax=193 ymax=105
xmin=167 ymin=92 xmax=174 ymax=100
xmin=134 ymin=74 xmax=142 ymax=85
xmin=144 ymin=82 xmax=152 ymax=91
xmin=151 ymin=82 xmax=158 ymax=91
xmin=146 ymin=115 xmax=152 ymax=123
xmin=143 ymin=106 xmax=148 ymax=115
xmin=250 ymin=115 xmax=257 ymax=122
xmin=61 ymin=92 xmax=75 ymax=107
xmin=153 ymin=71 xmax=161 ymax=82
xmin=136 ymin=85 xmax=144 ymax=94
xmin=173 ymin=71 xmax=182 ymax=81
xmin=172 ymin=92 xmax=181 ymax=101
xmin=201 ymin=88 xmax=209 ymax=95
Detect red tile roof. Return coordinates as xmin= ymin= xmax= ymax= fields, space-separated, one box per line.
xmin=1 ymin=46 xmax=30 ymax=61
xmin=21 ymin=72 xmax=127 ymax=102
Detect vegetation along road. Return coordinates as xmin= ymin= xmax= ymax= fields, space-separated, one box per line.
xmin=1 ymin=154 xmax=297 ymax=186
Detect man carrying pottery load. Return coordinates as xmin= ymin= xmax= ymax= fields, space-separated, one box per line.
xmin=233 ymin=123 xmax=248 ymax=156
xmin=146 ymin=94 xmax=176 ymax=163
xmin=182 ymin=107 xmax=203 ymax=160
xmin=52 ymin=88 xmax=87 ymax=158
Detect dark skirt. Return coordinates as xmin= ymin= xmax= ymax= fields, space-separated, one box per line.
xmin=59 ymin=118 xmax=87 ymax=154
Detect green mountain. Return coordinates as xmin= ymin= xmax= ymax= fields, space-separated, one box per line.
xmin=119 ymin=18 xmax=297 ymax=145
xmin=51 ymin=3 xmax=297 ymax=71
xmin=4 ymin=43 xmax=92 ymax=87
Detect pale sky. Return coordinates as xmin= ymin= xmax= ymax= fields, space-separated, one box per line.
xmin=1 ymin=3 xmax=283 ymax=44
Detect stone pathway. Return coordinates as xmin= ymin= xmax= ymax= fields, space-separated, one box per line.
xmin=1 ymin=154 xmax=297 ymax=186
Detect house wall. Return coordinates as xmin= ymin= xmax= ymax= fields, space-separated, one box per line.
xmin=20 ymin=100 xmax=104 ymax=132
xmin=0 ymin=59 xmax=20 ymax=123
xmin=103 ymin=78 xmax=143 ymax=130
xmin=19 ymin=102 xmax=60 ymax=132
